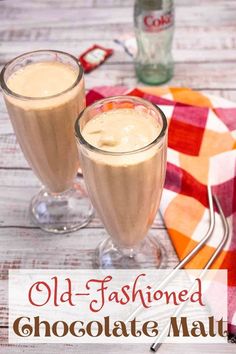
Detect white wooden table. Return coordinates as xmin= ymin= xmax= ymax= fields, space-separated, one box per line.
xmin=0 ymin=0 xmax=235 ymax=353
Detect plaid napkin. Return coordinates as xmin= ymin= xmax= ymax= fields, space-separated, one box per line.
xmin=86 ymin=86 xmax=236 ymax=336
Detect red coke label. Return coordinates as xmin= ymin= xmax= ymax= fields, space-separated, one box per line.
xmin=141 ymin=9 xmax=174 ymax=32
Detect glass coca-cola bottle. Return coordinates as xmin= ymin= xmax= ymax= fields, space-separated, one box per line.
xmin=134 ymin=0 xmax=174 ymax=85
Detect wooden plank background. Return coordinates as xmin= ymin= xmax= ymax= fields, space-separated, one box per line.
xmin=0 ymin=0 xmax=235 ymax=353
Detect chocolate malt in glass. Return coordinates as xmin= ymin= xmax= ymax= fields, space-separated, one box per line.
xmin=0 ymin=50 xmax=93 ymax=233
xmin=75 ymin=96 xmax=167 ymax=268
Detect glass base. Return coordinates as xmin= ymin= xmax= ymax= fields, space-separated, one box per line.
xmin=94 ymin=233 xmax=166 ymax=269
xmin=135 ymin=63 xmax=173 ymax=85
xmin=30 ymin=184 xmax=93 ymax=234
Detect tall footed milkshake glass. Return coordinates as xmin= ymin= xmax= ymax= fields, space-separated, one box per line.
xmin=0 ymin=50 xmax=93 ymax=233
xmin=75 ymin=96 xmax=167 ymax=268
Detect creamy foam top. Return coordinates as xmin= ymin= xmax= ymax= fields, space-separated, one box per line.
xmin=7 ymin=61 xmax=78 ymax=98
xmin=82 ymin=108 xmax=161 ymax=153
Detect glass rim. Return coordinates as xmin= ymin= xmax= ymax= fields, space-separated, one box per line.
xmin=75 ymin=95 xmax=168 ymax=156
xmin=0 ymin=49 xmax=84 ymax=100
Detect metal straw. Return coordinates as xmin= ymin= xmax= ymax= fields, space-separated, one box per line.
xmin=125 ymin=184 xmax=215 ymax=325
xmin=150 ymin=194 xmax=230 ymax=352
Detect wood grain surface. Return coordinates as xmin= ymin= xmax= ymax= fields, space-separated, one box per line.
xmin=0 ymin=0 xmax=235 ymax=353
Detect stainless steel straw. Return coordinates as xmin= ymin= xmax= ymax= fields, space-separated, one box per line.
xmin=125 ymin=184 xmax=215 ymax=325
xmin=150 ymin=193 xmax=230 ymax=352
